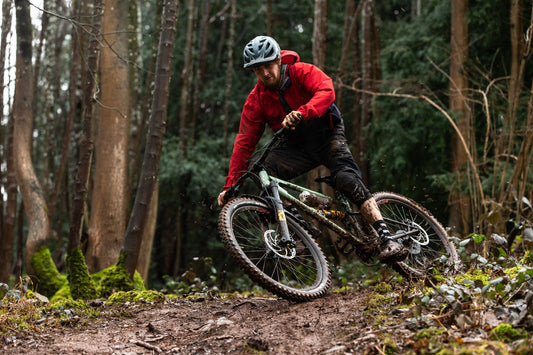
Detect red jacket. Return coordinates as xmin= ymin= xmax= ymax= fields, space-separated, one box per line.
xmin=223 ymin=50 xmax=336 ymax=189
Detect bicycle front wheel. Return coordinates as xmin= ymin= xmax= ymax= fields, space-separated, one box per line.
xmin=218 ymin=196 xmax=331 ymax=301
xmin=373 ymin=192 xmax=461 ymax=278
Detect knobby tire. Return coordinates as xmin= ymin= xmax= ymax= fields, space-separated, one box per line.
xmin=373 ymin=192 xmax=461 ymax=278
xmin=218 ymin=196 xmax=331 ymax=301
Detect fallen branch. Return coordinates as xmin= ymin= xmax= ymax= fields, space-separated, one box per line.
xmin=130 ymin=339 xmax=162 ymax=353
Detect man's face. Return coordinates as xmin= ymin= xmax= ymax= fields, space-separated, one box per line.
xmin=252 ymin=59 xmax=281 ymax=90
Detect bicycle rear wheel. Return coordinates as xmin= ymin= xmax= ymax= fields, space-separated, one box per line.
xmin=218 ymin=196 xmax=331 ymax=301
xmin=373 ymin=192 xmax=461 ymax=278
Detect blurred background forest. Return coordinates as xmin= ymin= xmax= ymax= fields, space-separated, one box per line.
xmin=0 ymin=0 xmax=532 ymax=292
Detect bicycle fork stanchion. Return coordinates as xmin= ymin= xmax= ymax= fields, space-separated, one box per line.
xmin=270 ymin=180 xmax=296 ymax=248
xmin=259 ymin=170 xmax=295 ymax=248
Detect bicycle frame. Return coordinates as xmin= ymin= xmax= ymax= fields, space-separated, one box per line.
xmin=257 ymin=170 xmax=366 ymax=245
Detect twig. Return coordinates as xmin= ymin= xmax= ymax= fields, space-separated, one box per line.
xmin=130 ymin=339 xmax=162 ymax=353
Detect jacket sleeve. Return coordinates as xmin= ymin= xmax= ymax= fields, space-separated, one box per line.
xmin=291 ymin=62 xmax=335 ymax=121
xmin=223 ymin=92 xmax=266 ymax=190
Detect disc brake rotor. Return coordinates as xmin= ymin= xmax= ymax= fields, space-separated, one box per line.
xmin=263 ymin=230 xmax=296 ymax=259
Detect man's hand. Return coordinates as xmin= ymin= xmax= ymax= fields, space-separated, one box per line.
xmin=217 ymin=190 xmax=227 ymax=207
xmin=282 ymin=111 xmax=302 ymax=130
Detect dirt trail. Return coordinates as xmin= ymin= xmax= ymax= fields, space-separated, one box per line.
xmin=2 ymin=290 xmax=384 ymax=354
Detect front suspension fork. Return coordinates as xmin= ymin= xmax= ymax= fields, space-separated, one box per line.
xmin=269 ymin=180 xmax=295 ymax=248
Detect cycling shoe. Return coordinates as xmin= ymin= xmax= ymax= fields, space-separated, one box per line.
xmin=378 ymin=239 xmax=408 ymax=263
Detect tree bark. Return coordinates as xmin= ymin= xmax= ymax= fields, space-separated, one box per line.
xmin=191 ymin=0 xmax=212 ymax=146
xmin=336 ymin=0 xmax=362 ymax=110
xmin=448 ymin=0 xmax=470 ymax=233
xmin=13 ymin=0 xmax=50 ymax=274
xmin=49 ymin=0 xmax=81 ymax=227
xmin=178 ymin=0 xmax=196 ymax=159
xmin=222 ymin=0 xmax=236 ymax=156
xmin=67 ymin=0 xmax=104 ymax=254
xmin=312 ymin=0 xmax=328 ymax=71
xmin=123 ymin=0 xmax=178 ymax=277
xmin=359 ymin=0 xmax=379 ymax=184
xmin=86 ymin=0 xmax=131 ymax=272
xmin=0 ymin=0 xmax=13 ymax=283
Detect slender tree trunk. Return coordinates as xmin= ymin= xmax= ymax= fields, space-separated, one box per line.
xmin=497 ymin=0 xmax=524 ymax=202
xmin=67 ymin=0 xmax=103 ymax=254
xmin=448 ymin=0 xmax=470 ymax=233
xmin=49 ymin=0 xmax=81 ymax=227
xmin=509 ymin=6 xmax=533 ymax=218
xmin=351 ymin=14 xmax=361 ymax=148
xmin=222 ymin=0 xmax=236 ymax=155
xmin=122 ymin=0 xmax=178 ymax=277
xmin=312 ymin=0 xmax=327 ymax=71
xmin=129 ymin=2 xmax=162 ymax=191
xmin=13 ymin=0 xmax=50 ymax=274
xmin=86 ymin=0 xmax=131 ymax=272
xmin=308 ymin=0 xmax=329 ymax=194
xmin=178 ymin=0 xmax=196 ymax=159
xmin=336 ymin=0 xmax=362 ymax=110
xmin=191 ymin=0 xmax=212 ymax=146
xmin=0 ymin=0 xmax=13 ymax=283
xmin=359 ymin=0 xmax=379 ymax=184
xmin=266 ymin=0 xmax=273 ymax=36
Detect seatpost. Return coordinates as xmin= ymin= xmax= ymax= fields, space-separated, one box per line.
xmin=269 ymin=180 xmax=295 ymax=247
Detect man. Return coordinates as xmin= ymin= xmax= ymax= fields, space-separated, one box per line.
xmin=217 ymin=36 xmax=406 ymax=262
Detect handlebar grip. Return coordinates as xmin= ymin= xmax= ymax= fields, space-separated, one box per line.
xmin=224 ymin=184 xmax=239 ymax=202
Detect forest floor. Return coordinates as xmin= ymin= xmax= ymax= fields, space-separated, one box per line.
xmin=2 ymin=285 xmax=532 ymax=354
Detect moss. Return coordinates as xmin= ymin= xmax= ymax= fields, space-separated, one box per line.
xmin=455 ymin=269 xmax=490 ymax=286
xmin=47 ymin=298 xmax=87 ymax=312
xmin=415 ymin=326 xmax=447 ymax=340
xmin=381 ymin=337 xmax=399 ymax=354
xmin=133 ymin=271 xmax=146 ymax=291
xmin=50 ymin=284 xmax=72 ymax=302
xmin=30 ymin=247 xmax=67 ymax=297
xmin=97 ymin=254 xmax=135 ymax=297
xmin=107 ymin=290 xmax=165 ymax=304
xmin=489 ymin=323 xmax=527 ymax=343
xmin=374 ymin=282 xmax=393 ymax=294
xmin=66 ymin=248 xmax=98 ymax=300
xmin=366 ymin=293 xmax=393 ymax=310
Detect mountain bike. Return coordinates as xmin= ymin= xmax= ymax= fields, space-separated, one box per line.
xmin=218 ymin=129 xmax=461 ymax=301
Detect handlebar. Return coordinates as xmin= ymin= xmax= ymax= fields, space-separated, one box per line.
xmin=223 ymin=128 xmax=287 ymax=203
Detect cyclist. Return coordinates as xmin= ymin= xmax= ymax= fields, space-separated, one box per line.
xmin=217 ymin=35 xmax=406 ymax=262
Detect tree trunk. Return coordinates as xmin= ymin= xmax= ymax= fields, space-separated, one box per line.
xmin=508 ymin=6 xmax=533 ymax=218
xmin=336 ymin=0 xmax=362 ymax=110
xmin=266 ymin=0 xmax=273 ymax=36
xmin=222 ymin=0 xmax=236 ymax=156
xmin=122 ymin=0 xmax=178 ymax=277
xmin=178 ymin=0 xmax=196 ymax=159
xmin=191 ymin=0 xmax=212 ymax=146
xmin=49 ymin=0 xmax=81 ymax=227
xmin=359 ymin=0 xmax=379 ymax=184
xmin=448 ymin=0 xmax=470 ymax=233
xmin=0 ymin=0 xmax=13 ymax=283
xmin=312 ymin=0 xmax=328 ymax=71
xmin=129 ymin=2 xmax=162 ymax=191
xmin=67 ymin=0 xmax=103 ymax=254
xmin=351 ymin=14 xmax=361 ymax=148
xmin=86 ymin=0 xmax=131 ymax=272
xmin=13 ymin=0 xmax=50 ymax=275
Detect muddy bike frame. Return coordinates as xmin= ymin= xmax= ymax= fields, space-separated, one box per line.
xmin=226 ymin=128 xmax=407 ymax=251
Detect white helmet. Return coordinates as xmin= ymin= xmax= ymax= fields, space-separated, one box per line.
xmin=243 ymin=36 xmax=281 ymax=69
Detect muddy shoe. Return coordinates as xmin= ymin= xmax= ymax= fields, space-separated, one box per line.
xmin=378 ymin=239 xmax=408 ymax=263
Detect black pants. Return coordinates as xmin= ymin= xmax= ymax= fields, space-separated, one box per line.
xmin=262 ymin=115 xmax=372 ymax=207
